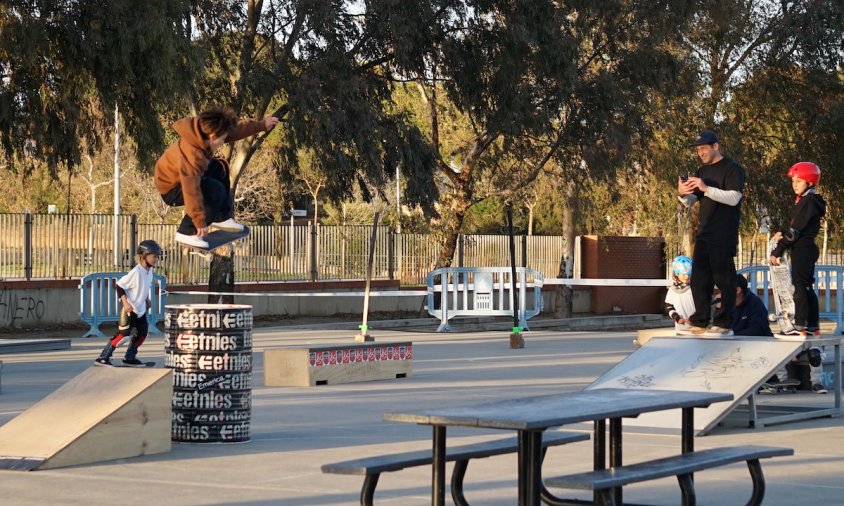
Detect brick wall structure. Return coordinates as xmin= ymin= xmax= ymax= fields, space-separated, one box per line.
xmin=581 ymin=235 xmax=666 ymax=314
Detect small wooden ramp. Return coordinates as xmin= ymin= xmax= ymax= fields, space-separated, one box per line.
xmin=0 ymin=367 xmax=172 ymax=470
xmin=588 ymin=336 xmax=806 ymax=435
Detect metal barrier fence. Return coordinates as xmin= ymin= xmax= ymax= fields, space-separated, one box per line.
xmin=0 ymin=214 xmax=567 ymax=284
xmin=427 ymin=267 xmax=544 ymax=332
xmin=3 ymin=213 xmax=842 ymax=286
xmin=78 ymin=271 xmax=167 ymax=338
xmin=0 ymin=213 xmax=137 ymax=279
xmin=738 ymin=265 xmax=843 ymax=335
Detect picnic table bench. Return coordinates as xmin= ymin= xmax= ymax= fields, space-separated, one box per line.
xmin=546 ymin=445 xmax=793 ymax=505
xmin=322 ymin=430 xmax=589 ymax=506
xmin=383 ymin=388 xmax=793 ymax=506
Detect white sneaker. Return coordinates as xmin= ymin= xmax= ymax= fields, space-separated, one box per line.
xmin=210 ymin=218 xmax=244 ymax=232
xmin=175 ymin=232 xmax=210 ymax=249
xmin=774 ymin=329 xmax=806 ymax=341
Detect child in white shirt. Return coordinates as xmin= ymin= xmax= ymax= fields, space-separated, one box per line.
xmin=94 ymin=240 xmax=161 ymax=367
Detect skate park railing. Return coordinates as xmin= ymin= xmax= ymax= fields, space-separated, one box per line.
xmin=79 ymin=272 xmax=167 ymax=338
xmin=738 ymin=265 xmax=844 ymax=335
xmin=426 ymin=267 xmax=544 ymax=332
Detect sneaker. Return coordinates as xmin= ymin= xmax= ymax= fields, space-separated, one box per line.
xmin=210 ymin=218 xmax=244 ymax=232
xmin=94 ymin=357 xmax=113 ymax=366
xmin=175 ymin=232 xmax=210 ymax=249
xmin=774 ymin=329 xmax=806 ymax=340
xmin=704 ymin=326 xmax=734 ymax=337
xmin=807 ymin=347 xmax=823 ymax=367
xmin=687 ymin=325 xmax=708 ymax=336
xmin=122 ymin=358 xmax=145 ymax=367
xmin=812 ymin=383 xmax=828 ymax=394
xmin=806 ymin=327 xmax=821 ymax=337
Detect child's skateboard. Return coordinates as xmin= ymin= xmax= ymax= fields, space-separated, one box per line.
xmin=94 ymin=361 xmax=156 ymax=368
xmin=768 ymin=237 xmax=796 ymax=334
xmin=758 ymin=378 xmax=800 ymax=394
xmin=114 ymin=361 xmax=156 ymax=368
xmin=179 ymin=226 xmax=250 ymax=257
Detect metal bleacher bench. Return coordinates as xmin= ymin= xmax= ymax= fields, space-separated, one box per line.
xmin=545 ymin=445 xmax=793 ymax=506
xmin=78 ymin=272 xmax=167 ymax=338
xmin=322 ymin=431 xmax=589 ymax=506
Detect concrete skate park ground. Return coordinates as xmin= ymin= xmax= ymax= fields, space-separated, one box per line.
xmin=1 ymin=326 xmax=842 ymax=505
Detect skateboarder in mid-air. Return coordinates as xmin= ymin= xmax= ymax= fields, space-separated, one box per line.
xmin=770 ymin=162 xmax=826 ymax=338
xmin=154 ymin=107 xmax=279 ymax=249
xmin=666 ymin=256 xmax=696 ymax=335
xmin=94 ymin=241 xmax=162 ymax=367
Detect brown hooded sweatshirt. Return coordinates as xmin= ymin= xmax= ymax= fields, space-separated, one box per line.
xmin=154 ymin=117 xmax=267 ymax=230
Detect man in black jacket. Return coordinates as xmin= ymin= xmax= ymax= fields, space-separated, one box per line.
xmin=678 ymin=130 xmax=745 ymax=336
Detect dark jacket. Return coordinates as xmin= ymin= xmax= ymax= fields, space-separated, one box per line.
xmin=771 ymin=190 xmax=826 ymax=257
xmin=731 ymin=291 xmax=773 ymax=337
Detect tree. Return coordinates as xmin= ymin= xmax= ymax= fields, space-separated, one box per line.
xmin=185 ymin=0 xmax=451 ymax=300
xmin=0 ymin=1 xmax=194 ymax=171
xmin=408 ymin=0 xmax=697 ymax=268
xmin=684 ymin=0 xmax=844 ymax=124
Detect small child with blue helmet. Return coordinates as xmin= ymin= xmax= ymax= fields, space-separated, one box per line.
xmin=666 ymin=255 xmax=696 ymax=334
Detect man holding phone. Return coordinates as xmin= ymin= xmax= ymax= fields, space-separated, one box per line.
xmin=678 ymin=130 xmax=746 ymax=336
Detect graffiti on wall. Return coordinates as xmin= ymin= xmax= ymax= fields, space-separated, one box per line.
xmin=0 ymin=286 xmax=46 ymax=327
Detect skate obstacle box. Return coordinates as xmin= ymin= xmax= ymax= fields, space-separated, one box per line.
xmin=165 ymin=304 xmax=253 ymax=444
xmin=0 ymin=366 xmax=172 ymax=470
xmin=264 ymin=341 xmax=413 ymax=387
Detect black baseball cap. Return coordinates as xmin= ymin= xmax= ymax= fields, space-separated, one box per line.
xmin=690 ymin=130 xmax=720 ymax=147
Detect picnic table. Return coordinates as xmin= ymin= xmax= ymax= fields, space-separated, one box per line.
xmin=384 ymin=388 xmax=734 ymax=506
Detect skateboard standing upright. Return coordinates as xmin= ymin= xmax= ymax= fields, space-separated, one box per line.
xmin=768 ymin=237 xmax=796 ymax=334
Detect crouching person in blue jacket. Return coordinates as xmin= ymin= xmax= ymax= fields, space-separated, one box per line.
xmin=731 ymin=274 xmax=773 ymax=337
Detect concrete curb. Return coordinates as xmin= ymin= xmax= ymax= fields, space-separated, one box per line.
xmin=277 ymin=314 xmax=672 ymax=333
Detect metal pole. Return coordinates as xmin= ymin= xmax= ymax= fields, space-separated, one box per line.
xmin=289 ymin=215 xmax=294 ymax=275
xmin=113 ymin=105 xmax=121 ymax=267
xmin=130 ymin=214 xmax=137 ymax=255
xmin=23 ymin=212 xmax=32 ymax=280
xmin=521 ymin=234 xmax=527 ymax=269
xmin=507 ymin=207 xmax=520 ymax=331
xmin=309 ymin=220 xmax=318 ymax=281
xmin=432 ymin=425 xmax=446 ymax=506
xmin=357 ymin=211 xmax=381 ymax=341
xmin=396 ymin=163 xmax=401 ymax=234
xmin=388 ymin=232 xmax=395 ymax=281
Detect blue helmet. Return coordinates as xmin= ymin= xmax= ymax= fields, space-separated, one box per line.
xmin=672 ymin=255 xmax=693 ymax=276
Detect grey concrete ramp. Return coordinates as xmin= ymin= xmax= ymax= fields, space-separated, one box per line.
xmin=588 ymin=336 xmax=805 ymax=435
xmin=0 ymin=366 xmax=172 ymax=470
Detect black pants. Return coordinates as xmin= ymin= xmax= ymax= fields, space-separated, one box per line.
xmin=161 ymin=159 xmax=232 ymax=235
xmin=689 ymin=239 xmax=736 ymax=328
xmin=98 ymin=311 xmax=148 ymax=360
xmin=792 ymin=241 xmax=820 ymax=329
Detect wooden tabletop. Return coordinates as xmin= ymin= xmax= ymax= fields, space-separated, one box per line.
xmin=384 ymin=388 xmax=734 ymax=431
